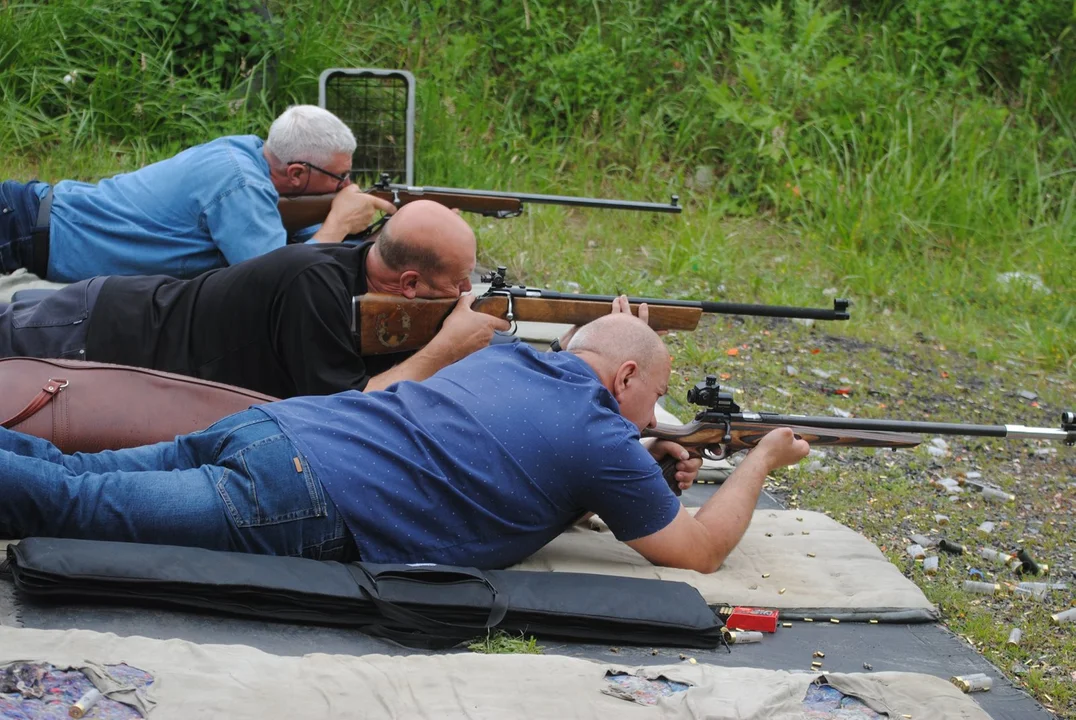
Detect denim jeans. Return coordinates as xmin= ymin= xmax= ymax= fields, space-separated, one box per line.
xmin=0 ymin=180 xmax=43 ymax=275
xmin=0 ymin=408 xmax=357 ymax=560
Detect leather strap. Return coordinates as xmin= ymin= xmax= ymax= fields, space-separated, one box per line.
xmin=1 ymin=378 xmax=67 ymax=428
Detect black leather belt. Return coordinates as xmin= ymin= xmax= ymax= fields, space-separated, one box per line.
xmin=29 ymin=188 xmax=52 ymax=279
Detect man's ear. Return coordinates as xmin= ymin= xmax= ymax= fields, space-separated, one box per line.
xmin=399 ymin=270 xmax=421 ymax=299
xmin=612 ymin=360 xmax=639 ymax=400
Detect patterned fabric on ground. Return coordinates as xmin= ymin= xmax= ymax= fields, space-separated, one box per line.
xmin=0 ymin=662 xmax=153 ymax=719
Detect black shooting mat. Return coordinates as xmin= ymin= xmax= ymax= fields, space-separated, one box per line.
xmin=0 ymin=484 xmax=1052 ymax=720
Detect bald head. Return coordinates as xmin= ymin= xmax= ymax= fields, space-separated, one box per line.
xmin=568 ymin=314 xmax=669 ymax=375
xmin=568 ymin=313 xmax=670 ymax=430
xmin=377 ymin=200 xmax=476 ymax=276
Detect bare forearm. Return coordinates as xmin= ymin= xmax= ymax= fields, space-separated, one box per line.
xmin=310 ymin=219 xmax=347 ymax=244
xmin=692 ymin=452 xmax=771 ymax=565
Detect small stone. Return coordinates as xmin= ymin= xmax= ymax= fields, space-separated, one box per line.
xmin=1017 ymin=390 xmax=1038 ymax=401
xmin=785 ymin=365 xmax=798 ymax=377
xmin=812 ymin=368 xmax=834 ymax=379
xmin=829 ymin=406 xmax=852 ymax=418
xmin=978 ymin=521 xmax=995 ymax=535
xmin=931 ymin=438 xmax=949 ymax=450
xmin=927 ymin=446 xmax=948 ymax=458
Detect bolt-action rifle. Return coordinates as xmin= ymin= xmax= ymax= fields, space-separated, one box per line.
xmin=355 ymin=267 xmax=851 ymax=355
xmin=278 ymin=173 xmax=681 ymax=233
xmin=644 ymin=376 xmax=1076 ymax=495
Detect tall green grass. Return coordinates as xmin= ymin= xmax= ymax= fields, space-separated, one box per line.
xmin=1 ymin=0 xmax=1074 ymax=371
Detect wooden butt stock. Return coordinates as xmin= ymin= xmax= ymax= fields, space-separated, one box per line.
xmin=356 ymin=294 xmax=704 ymax=355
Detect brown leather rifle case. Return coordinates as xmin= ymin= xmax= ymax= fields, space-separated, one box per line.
xmin=0 ymin=357 xmax=276 ymax=453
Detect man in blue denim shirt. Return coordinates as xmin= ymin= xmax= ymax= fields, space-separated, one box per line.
xmin=0 ymin=314 xmax=809 ymax=572
xmin=0 ymin=105 xmax=394 ymax=281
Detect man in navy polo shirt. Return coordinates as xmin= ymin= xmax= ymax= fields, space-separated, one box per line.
xmin=0 ymin=105 xmax=393 ymax=281
xmin=0 ymin=314 xmax=810 ymax=572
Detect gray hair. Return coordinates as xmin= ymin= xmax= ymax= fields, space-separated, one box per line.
xmin=264 ymin=105 xmax=356 ymax=167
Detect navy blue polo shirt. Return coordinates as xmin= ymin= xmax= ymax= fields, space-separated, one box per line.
xmin=260 ymin=343 xmax=680 ymax=568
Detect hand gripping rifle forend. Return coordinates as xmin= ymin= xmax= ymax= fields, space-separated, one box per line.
xmin=646 ymin=376 xmax=1076 ymax=495
xmin=354 ymin=269 xmax=852 ymax=356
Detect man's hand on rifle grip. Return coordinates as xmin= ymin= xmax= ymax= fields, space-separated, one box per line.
xmin=648 ymin=440 xmax=702 ymax=495
xmin=316 ymin=187 xmax=397 ymax=242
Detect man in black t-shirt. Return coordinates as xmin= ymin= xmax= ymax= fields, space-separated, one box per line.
xmin=0 ymin=201 xmax=509 ymax=398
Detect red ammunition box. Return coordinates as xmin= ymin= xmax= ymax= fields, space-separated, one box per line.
xmin=724 ymin=606 xmax=779 ymax=633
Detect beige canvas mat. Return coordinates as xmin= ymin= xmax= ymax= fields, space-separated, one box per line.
xmin=512 ymin=509 xmax=937 ymax=622
xmin=0 ymin=626 xmax=988 ymax=719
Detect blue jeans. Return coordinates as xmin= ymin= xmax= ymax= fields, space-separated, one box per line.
xmin=0 ymin=180 xmax=44 ymax=275
xmin=0 ymin=408 xmax=357 ymax=560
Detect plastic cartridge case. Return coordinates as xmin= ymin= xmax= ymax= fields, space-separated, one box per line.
xmin=1051 ymin=608 xmax=1076 ymax=625
xmin=963 ymin=581 xmax=1000 ymax=595
xmin=724 ymin=630 xmax=763 ymax=644
xmin=923 ymin=556 xmax=939 ymax=575
xmin=1006 ymin=628 xmax=1022 ymax=646
xmin=950 ymin=674 xmax=992 ymax=693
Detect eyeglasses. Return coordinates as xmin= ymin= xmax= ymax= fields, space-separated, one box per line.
xmin=289 ymin=161 xmax=350 ymax=192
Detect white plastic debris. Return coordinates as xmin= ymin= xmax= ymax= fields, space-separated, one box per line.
xmin=812 ymin=369 xmax=833 ymax=379
xmin=828 ymin=406 xmax=852 ymax=419
xmin=977 ymin=521 xmax=995 ymax=535
xmin=996 ymin=272 xmax=1051 ymax=294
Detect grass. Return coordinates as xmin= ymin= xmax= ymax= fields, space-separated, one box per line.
xmin=467 ymin=630 xmax=544 ymax=655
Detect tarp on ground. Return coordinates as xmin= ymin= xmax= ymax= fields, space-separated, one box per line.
xmin=0 ymin=626 xmax=990 ymax=719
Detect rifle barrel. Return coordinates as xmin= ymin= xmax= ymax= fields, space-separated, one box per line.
xmin=499 ymin=287 xmax=849 ymax=321
xmin=384 ymin=184 xmax=682 ymax=213
xmin=734 ymin=413 xmax=1071 ymax=441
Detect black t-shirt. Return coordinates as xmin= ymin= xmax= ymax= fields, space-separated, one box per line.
xmin=86 ymin=243 xmax=378 ymax=399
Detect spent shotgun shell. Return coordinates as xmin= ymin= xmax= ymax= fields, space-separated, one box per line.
xmin=1016 ymin=548 xmax=1045 ymax=576
xmin=978 ymin=546 xmax=1012 ymax=565
xmin=1007 ymin=628 xmax=1022 ymax=646
xmin=68 ymin=689 xmax=102 ymax=719
xmin=923 ymin=556 xmax=939 ymax=575
xmin=909 ymin=534 xmax=933 ymax=548
xmin=938 ymin=539 xmax=966 ymax=555
xmin=950 ymin=674 xmax=993 ymax=693
xmin=1051 ymin=608 xmax=1076 ymax=625
xmin=963 ymin=581 xmax=1001 ymax=595
xmin=724 ymin=630 xmax=763 ymax=644
xmin=934 ymin=514 xmax=950 ymax=526
xmin=906 ymin=544 xmax=926 ymax=560
xmin=980 ymin=486 xmax=1015 ymax=503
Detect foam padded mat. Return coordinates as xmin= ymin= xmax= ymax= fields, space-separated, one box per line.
xmin=511 ymin=510 xmax=937 ymax=622
xmin=0 ymin=626 xmax=989 ymax=719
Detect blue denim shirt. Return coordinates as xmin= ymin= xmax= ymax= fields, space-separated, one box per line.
xmin=41 ymin=135 xmax=285 ymax=281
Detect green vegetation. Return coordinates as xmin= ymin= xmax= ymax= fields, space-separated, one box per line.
xmin=2 ymin=0 xmax=1073 ymax=372
xmin=2 ymin=0 xmax=1074 ymax=713
xmin=467 ymin=630 xmax=543 ymax=655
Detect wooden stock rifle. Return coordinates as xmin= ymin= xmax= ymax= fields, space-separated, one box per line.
xmin=279 ymin=173 xmax=681 ymax=234
xmin=355 ymin=267 xmax=851 ymax=355
xmin=644 ymin=376 xmax=1076 ymax=495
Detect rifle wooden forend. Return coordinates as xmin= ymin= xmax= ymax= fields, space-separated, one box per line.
xmin=645 ymin=421 xmax=922 ymax=456
xmin=277 ymin=192 xmax=523 ymax=233
xmin=355 ymin=295 xmax=703 ymax=355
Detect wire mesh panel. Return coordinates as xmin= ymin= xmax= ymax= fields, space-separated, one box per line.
xmin=318 ymin=68 xmax=416 ymax=185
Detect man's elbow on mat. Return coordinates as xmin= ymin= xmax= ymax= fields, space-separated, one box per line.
xmin=625 ymin=509 xmax=732 ymax=574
